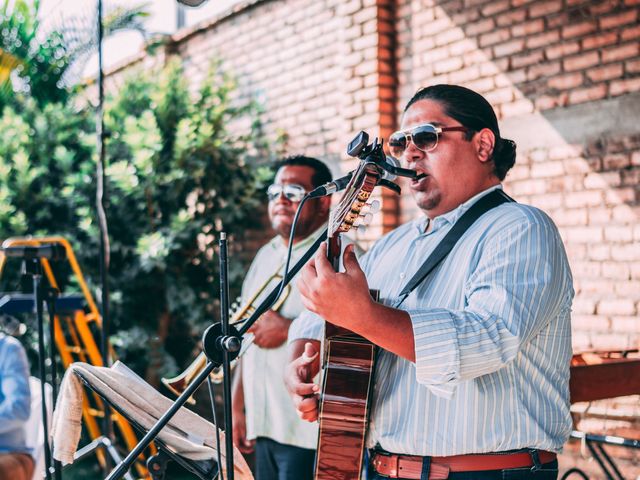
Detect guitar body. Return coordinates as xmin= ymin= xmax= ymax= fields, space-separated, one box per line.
xmin=315 ymin=338 xmax=375 ymax=479
xmin=314 ymin=165 xmax=380 ymax=480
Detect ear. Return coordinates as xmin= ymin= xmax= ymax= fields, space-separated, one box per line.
xmin=475 ymin=128 xmax=495 ymax=164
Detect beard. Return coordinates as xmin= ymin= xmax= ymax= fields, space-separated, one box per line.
xmin=413 ymin=187 xmax=441 ymax=212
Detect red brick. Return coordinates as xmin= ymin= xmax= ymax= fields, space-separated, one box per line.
xmin=433 ymin=57 xmax=464 ymax=74
xmin=561 ymin=21 xmax=597 ymax=39
xmin=571 ymin=260 xmax=602 ymax=278
xmin=586 ymin=63 xmax=624 ymax=82
xmin=599 ymin=9 xmax=639 ymax=30
xmin=494 ymin=39 xmax=526 ymax=57
xmin=607 ymin=188 xmax=637 ymax=206
xmin=588 ymin=1 xmax=618 ymax=15
xmin=511 ymin=19 xmax=545 ymax=37
xmin=529 ymin=0 xmax=563 ymax=18
xmin=602 ymin=43 xmax=640 ymax=63
xmin=563 ymin=51 xmax=600 ymax=71
xmin=610 ymin=77 xmax=640 ymax=96
xmin=435 ymin=28 xmax=466 ymax=47
xmin=565 ymin=225 xmax=604 ymax=243
xmin=526 ymin=31 xmax=561 ymax=50
xmin=466 ymin=77 xmax=496 ymax=93
xmin=588 ymin=207 xmax=614 ymax=224
xmin=604 ymin=226 xmax=635 ymax=243
xmin=597 ymin=298 xmax=637 ymax=316
xmin=527 ymin=61 xmax=561 ymax=80
xmin=568 ymin=85 xmax=608 ymax=104
xmin=548 ymin=72 xmax=584 ymax=90
xmin=624 ymin=60 xmax=640 ymax=77
xmin=582 ymin=32 xmax=619 ymax=50
xmin=612 ymin=244 xmax=640 ymax=261
xmin=479 ymin=28 xmax=512 ymax=48
xmin=611 ymin=315 xmax=640 ymax=332
xmin=587 ymin=244 xmax=611 ymax=261
xmin=481 ymin=0 xmax=510 ymax=15
xmin=565 ymin=190 xmax=605 ymax=208
xmin=448 ymin=65 xmax=481 ymax=84
xmin=496 ymin=9 xmax=527 ymax=27
xmin=572 ymin=297 xmax=598 ymax=315
xmin=484 ymin=87 xmax=515 ymax=105
xmin=603 ymin=153 xmax=631 ymax=170
xmin=571 ymin=314 xmax=610 ymax=331
xmin=465 ymin=18 xmax=496 ymax=37
xmin=512 ymin=50 xmax=545 ymax=68
xmin=535 ymin=92 xmax=569 ymax=109
xmin=500 ymin=99 xmax=535 ymax=117
xmin=545 ymin=41 xmax=580 ymax=60
xmin=621 ymin=24 xmax=640 ymax=41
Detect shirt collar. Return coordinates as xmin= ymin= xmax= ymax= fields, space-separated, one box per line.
xmin=413 ymin=184 xmax=503 ymax=234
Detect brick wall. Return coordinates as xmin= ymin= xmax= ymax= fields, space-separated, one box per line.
xmin=395 ymin=1 xmax=640 ymax=476
xmin=103 ymin=0 xmax=640 ymax=477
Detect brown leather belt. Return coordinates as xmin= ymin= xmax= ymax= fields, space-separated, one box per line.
xmin=371 ymin=450 xmax=557 ymax=479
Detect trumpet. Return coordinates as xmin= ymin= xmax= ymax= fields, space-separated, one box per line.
xmin=161 ymin=271 xmax=291 ymax=403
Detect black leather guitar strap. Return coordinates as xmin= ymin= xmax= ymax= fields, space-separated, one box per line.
xmin=393 ymin=189 xmax=514 ymax=308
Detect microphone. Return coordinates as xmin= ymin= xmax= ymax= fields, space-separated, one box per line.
xmin=176 ymin=0 xmax=208 ymax=6
xmin=307 ymin=172 xmax=354 ymax=198
xmin=307 ymin=156 xmax=418 ymax=199
xmin=1 ymin=244 xmax=67 ymax=261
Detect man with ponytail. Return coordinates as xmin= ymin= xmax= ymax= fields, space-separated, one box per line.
xmin=286 ymin=85 xmax=573 ymax=480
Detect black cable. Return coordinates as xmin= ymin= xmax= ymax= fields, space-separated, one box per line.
xmin=265 ymin=195 xmax=310 ymax=315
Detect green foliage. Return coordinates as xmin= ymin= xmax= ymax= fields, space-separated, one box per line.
xmin=0 ymin=58 xmax=273 ymax=379
xmin=0 ymin=0 xmax=150 ymax=112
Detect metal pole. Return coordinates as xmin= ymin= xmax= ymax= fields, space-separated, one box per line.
xmin=95 ymin=0 xmax=113 ymax=460
xmin=219 ymin=233 xmax=233 ymax=480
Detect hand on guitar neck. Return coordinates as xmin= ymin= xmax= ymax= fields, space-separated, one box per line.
xmin=285 ymin=340 xmax=321 ymax=422
xmin=298 ymin=243 xmax=373 ymax=328
xmin=297 ymin=242 xmax=416 ymax=362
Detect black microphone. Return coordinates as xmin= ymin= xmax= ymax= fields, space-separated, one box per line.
xmin=1 ymin=244 xmax=66 ymax=261
xmin=307 ymin=172 xmax=354 ymax=198
xmin=176 ymin=0 xmax=208 ymax=6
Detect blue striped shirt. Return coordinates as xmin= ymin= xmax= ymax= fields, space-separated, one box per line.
xmin=289 ymin=186 xmax=574 ymax=456
xmin=0 ymin=333 xmax=32 ymax=455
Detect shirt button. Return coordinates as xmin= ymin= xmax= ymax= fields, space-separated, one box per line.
xmin=399 ymin=272 xmax=406 ymax=279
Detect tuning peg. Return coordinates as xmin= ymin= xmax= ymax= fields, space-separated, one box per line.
xmin=359 ymin=212 xmax=374 ymax=225
xmin=367 ymin=200 xmax=381 ymax=214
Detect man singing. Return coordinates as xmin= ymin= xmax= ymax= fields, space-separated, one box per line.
xmin=287 ymin=84 xmax=573 ymax=480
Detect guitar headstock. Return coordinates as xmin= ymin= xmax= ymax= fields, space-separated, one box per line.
xmin=328 ymin=162 xmax=381 ymax=239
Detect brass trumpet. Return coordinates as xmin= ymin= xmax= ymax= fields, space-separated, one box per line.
xmin=161 ymin=272 xmax=291 ymax=403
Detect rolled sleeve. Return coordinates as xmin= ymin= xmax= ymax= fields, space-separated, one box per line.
xmin=288 ymin=310 xmax=324 ymax=343
xmin=410 ymin=308 xmax=460 ymax=399
xmin=407 ymin=208 xmax=572 ymax=400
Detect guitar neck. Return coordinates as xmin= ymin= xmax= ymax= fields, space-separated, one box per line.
xmin=326 ymin=235 xmax=342 ymax=272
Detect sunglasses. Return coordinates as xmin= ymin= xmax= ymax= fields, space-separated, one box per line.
xmin=389 ymin=123 xmax=469 ymax=157
xmin=267 ymin=183 xmax=307 ymax=202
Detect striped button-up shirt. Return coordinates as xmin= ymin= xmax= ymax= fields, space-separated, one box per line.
xmin=0 ymin=332 xmax=32 ymax=455
xmin=289 ymin=186 xmax=574 ymax=456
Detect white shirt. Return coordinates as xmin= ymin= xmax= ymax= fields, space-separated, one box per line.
xmin=240 ymin=226 xmax=325 ymax=449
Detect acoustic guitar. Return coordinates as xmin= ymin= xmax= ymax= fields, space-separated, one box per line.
xmin=315 ymin=159 xmax=382 ymax=480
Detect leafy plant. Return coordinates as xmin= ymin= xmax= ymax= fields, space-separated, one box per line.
xmin=0 ymin=58 xmax=273 ymax=382
xmin=0 ymin=0 xmax=149 ymax=112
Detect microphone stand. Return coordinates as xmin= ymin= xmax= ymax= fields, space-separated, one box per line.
xmin=22 ymin=258 xmax=57 ymax=480
xmin=104 ymin=230 xmax=327 ymax=480
xmin=218 ymin=233 xmax=233 ymax=480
